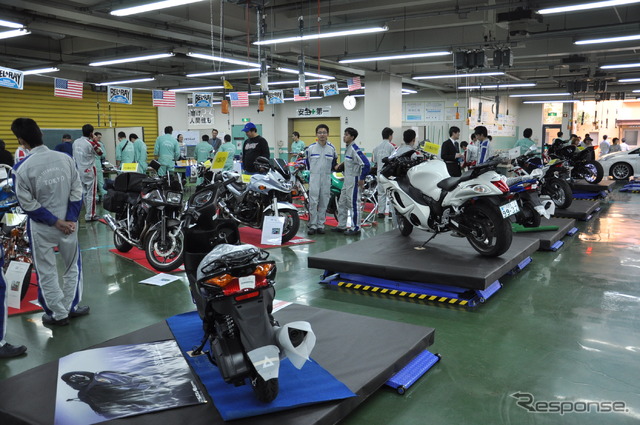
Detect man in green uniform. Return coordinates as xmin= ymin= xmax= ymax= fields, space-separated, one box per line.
xmin=130 ymin=133 xmax=147 ymax=173
xmin=291 ymin=131 xmax=305 ymax=154
xmin=153 ymin=126 xmax=180 ymax=176
xmin=218 ymin=134 xmax=236 ymax=171
xmin=115 ymin=131 xmax=135 ymax=168
xmin=195 ymin=135 xmax=214 ymax=185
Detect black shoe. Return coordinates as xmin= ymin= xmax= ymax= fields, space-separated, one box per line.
xmin=70 ymin=305 xmax=90 ymax=318
xmin=331 ymin=227 xmax=346 ymax=233
xmin=377 ymin=213 xmax=386 ymax=219
xmin=42 ymin=314 xmax=69 ymax=326
xmin=344 ymin=229 xmax=361 ymax=236
xmin=316 ymin=228 xmax=325 ymax=234
xmin=308 ymin=228 xmax=317 ymax=235
xmin=0 ymin=343 xmax=27 ymax=358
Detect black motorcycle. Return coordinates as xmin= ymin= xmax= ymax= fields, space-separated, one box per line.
xmin=516 ymin=153 xmax=573 ymax=209
xmin=549 ymin=144 xmax=604 ymax=184
xmin=103 ymin=161 xmax=184 ymax=272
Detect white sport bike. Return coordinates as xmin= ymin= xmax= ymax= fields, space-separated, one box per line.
xmin=379 ymin=151 xmax=517 ymax=257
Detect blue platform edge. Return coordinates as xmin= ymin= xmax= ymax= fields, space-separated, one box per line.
xmin=385 ymin=350 xmax=440 ymax=394
xmin=166 ymin=311 xmax=356 ymax=421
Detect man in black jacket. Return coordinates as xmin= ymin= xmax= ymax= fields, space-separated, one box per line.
xmin=241 ymin=122 xmax=270 ymax=174
xmin=441 ymin=126 xmax=462 ymax=177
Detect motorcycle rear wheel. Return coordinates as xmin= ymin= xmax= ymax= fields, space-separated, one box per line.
xmin=583 ymin=160 xmax=604 ymax=184
xmin=520 ymin=202 xmax=541 ymax=228
xmin=143 ymin=228 xmax=184 ymax=272
xmin=251 ymin=373 xmax=279 ymax=403
xmin=113 ymin=232 xmax=133 ymax=253
xmin=464 ymin=203 xmax=512 ymax=257
xmin=544 ymin=178 xmax=572 ymax=209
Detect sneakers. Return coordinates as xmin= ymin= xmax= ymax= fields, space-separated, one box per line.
xmin=42 ymin=314 xmax=69 ymax=326
xmin=344 ymin=229 xmax=361 ymax=236
xmin=331 ymin=227 xmax=346 ymax=233
xmin=308 ymin=228 xmax=317 ymax=235
xmin=70 ymin=305 xmax=90 ymax=318
xmin=0 ymin=343 xmax=27 ymax=358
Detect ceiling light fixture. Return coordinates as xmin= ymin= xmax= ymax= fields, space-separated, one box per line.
xmin=263 ymin=79 xmax=329 ymax=86
xmin=633 ymin=89 xmax=640 ymax=93
xmin=95 ymin=77 xmax=156 ymax=86
xmin=539 ymin=0 xmax=640 ymax=15
xmin=90 ymin=53 xmax=174 ymax=67
xmin=282 ymin=96 xmax=323 ymax=101
xmin=0 ymin=19 xmax=25 ymax=29
xmin=111 ymin=0 xmax=205 ymax=17
xmin=522 ymin=100 xmax=580 ymax=104
xmin=0 ymin=28 xmax=30 ymax=40
xmin=509 ymin=93 xmax=571 ymax=97
xmin=601 ymin=62 xmax=640 ymax=69
xmin=22 ymin=67 xmax=59 ymax=75
xmin=458 ymin=83 xmax=536 ymax=89
xmin=339 ymin=86 xmax=365 ymax=91
xmin=276 ymin=67 xmax=335 ymax=80
xmin=255 ymin=26 xmax=388 ymax=46
xmin=413 ymin=71 xmax=505 ymax=80
xmin=339 ymin=51 xmax=450 ymax=64
xmin=402 ymin=88 xmax=418 ymax=94
xmin=576 ymin=33 xmax=640 ymax=45
xmin=170 ymin=85 xmax=224 ymax=92
xmin=187 ymin=52 xmax=261 ymax=68
xmin=618 ymin=77 xmax=640 ymax=82
xmin=186 ymin=68 xmax=261 ymax=78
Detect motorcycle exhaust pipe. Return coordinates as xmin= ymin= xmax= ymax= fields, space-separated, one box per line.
xmin=102 ymin=214 xmax=139 ymax=247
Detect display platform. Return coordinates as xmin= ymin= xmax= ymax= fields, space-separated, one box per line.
xmin=571 ymin=179 xmax=616 ymax=193
xmin=553 ymin=199 xmax=601 ymax=221
xmin=513 ymin=217 xmax=578 ymax=251
xmin=309 ymin=231 xmax=539 ymax=291
xmin=0 ymin=303 xmax=435 ymax=425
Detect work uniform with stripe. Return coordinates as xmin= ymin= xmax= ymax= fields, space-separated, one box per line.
xmin=13 ymin=146 xmax=84 ymax=322
xmin=337 ymin=143 xmax=370 ymax=231
xmin=73 ymin=136 xmax=98 ymax=220
xmin=372 ymin=139 xmax=395 ymax=214
xmin=305 ymin=142 xmax=337 ymax=231
xmin=477 ymin=139 xmax=492 ymax=165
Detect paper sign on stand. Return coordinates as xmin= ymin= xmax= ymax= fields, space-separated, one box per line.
xmin=6 ymin=261 xmax=31 ymax=309
xmin=211 ymin=151 xmax=229 ymax=171
xmin=120 ymin=163 xmax=139 ymax=172
xmin=261 ymin=215 xmax=285 ymax=245
xmin=241 ymin=174 xmax=252 ymax=183
xmin=422 ymin=142 xmax=441 ymax=155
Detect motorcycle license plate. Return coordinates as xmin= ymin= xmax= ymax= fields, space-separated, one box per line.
xmin=500 ymin=200 xmax=520 ymax=218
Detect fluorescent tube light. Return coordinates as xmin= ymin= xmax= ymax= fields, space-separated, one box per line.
xmin=187 ymin=52 xmax=261 ymax=68
xmin=282 ymin=96 xmax=323 ymax=101
xmin=111 ymin=0 xmax=205 ymax=16
xmin=186 ymin=68 xmax=261 ymax=78
xmin=90 ymin=53 xmax=174 ymax=67
xmin=522 ymin=100 xmax=580 ymax=104
xmin=539 ymin=0 xmax=640 ymax=14
xmin=601 ymin=62 xmax=640 ymax=69
xmin=618 ymin=77 xmax=640 ymax=82
xmin=0 ymin=19 xmax=24 ymax=29
xmin=413 ymin=71 xmax=505 ymax=80
xmin=255 ymin=26 xmax=388 ymax=46
xmin=509 ymin=93 xmax=571 ymax=97
xmin=458 ymin=83 xmax=536 ymax=89
xmin=402 ymin=88 xmax=418 ymax=94
xmin=633 ymin=89 xmax=640 ymax=93
xmin=576 ymin=33 xmax=640 ymax=45
xmin=0 ymin=28 xmax=30 ymax=40
xmin=170 ymin=85 xmax=224 ymax=92
xmin=22 ymin=67 xmax=59 ymax=75
xmin=339 ymin=51 xmax=450 ymax=64
xmin=95 ymin=77 xmax=155 ymax=86
xmin=277 ymin=67 xmax=335 ymax=80
xmin=339 ymin=86 xmax=365 ymax=91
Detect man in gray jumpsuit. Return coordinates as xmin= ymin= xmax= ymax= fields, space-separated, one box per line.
xmin=73 ymin=124 xmax=99 ymax=221
xmin=12 ymin=118 xmax=89 ymax=326
xmin=305 ymin=124 xmax=337 ymax=235
xmin=372 ymin=127 xmax=395 ymax=219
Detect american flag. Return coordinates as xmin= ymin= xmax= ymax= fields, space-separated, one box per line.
xmin=54 ymin=78 xmax=83 ymax=99
xmin=152 ymin=90 xmax=176 ymax=107
xmin=230 ymin=91 xmax=249 ymax=107
xmin=293 ymin=86 xmax=310 ymax=102
xmin=347 ymin=76 xmax=362 ymax=91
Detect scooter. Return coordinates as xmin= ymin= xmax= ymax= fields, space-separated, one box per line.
xmin=379 ymin=150 xmax=516 ymax=257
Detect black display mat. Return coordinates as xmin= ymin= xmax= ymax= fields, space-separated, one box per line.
xmin=308 ymin=231 xmax=539 ymax=290
xmin=0 ymin=304 xmax=435 ymax=425
xmin=513 ymin=217 xmax=577 ymax=250
xmin=571 ymin=179 xmax=616 ymax=192
xmin=553 ymin=199 xmax=600 ymax=220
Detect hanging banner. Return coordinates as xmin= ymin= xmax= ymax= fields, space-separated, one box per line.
xmin=322 ymin=82 xmax=339 ymax=97
xmin=193 ymin=92 xmax=214 ymax=107
xmin=267 ymin=90 xmax=284 ymax=104
xmin=187 ymin=107 xmax=214 ymax=127
xmin=108 ymin=86 xmax=132 ymax=104
xmin=296 ymin=106 xmax=332 ymax=117
xmin=0 ymin=66 xmax=24 ymax=90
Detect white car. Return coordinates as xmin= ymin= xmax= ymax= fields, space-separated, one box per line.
xmin=598 ymin=148 xmax=640 ymax=180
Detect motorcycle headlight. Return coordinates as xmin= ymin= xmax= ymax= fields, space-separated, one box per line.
xmin=281 ymin=181 xmax=292 ymax=191
xmin=167 ymin=191 xmax=182 ymax=204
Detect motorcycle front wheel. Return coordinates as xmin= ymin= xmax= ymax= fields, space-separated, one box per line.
xmin=251 ymin=372 xmax=279 ymax=403
xmin=464 ymin=203 xmax=512 ymax=257
xmin=544 ymin=178 xmax=572 ymax=209
xmin=114 ymin=232 xmax=133 ymax=253
xmin=143 ymin=228 xmax=184 ymax=272
xmin=396 ymin=210 xmax=413 ymax=236
xmin=582 ymin=160 xmax=604 ymax=184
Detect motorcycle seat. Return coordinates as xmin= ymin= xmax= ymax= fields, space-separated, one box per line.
xmin=437 ymin=170 xmax=474 ymax=192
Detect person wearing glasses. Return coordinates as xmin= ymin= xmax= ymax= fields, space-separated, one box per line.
xmin=305 ymin=124 xmax=337 ymax=235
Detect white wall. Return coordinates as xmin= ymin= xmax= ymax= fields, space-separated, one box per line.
xmin=515 ymin=103 xmax=544 ymax=144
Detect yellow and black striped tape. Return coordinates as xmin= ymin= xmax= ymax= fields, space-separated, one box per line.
xmin=335 ymin=281 xmax=470 ymax=306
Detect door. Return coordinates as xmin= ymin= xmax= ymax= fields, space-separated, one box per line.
xmin=542 ymin=124 xmax=562 ymax=146
xmin=290 ymin=118 xmax=341 ymax=160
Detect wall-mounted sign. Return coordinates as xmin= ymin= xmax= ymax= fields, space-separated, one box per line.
xmin=187 ymin=107 xmax=214 ymax=127
xmin=108 ymin=86 xmax=132 ymax=104
xmin=296 ymin=106 xmax=332 ymax=117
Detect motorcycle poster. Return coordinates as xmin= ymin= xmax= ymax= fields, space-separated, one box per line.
xmin=54 ymin=341 xmax=206 ymax=425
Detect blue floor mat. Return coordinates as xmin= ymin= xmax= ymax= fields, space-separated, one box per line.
xmin=166 ymin=311 xmax=355 ymax=421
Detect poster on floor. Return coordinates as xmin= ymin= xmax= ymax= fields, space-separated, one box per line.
xmin=54 ymin=340 xmax=206 ymax=425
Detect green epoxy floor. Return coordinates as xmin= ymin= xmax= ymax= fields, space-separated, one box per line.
xmin=3 ymin=186 xmax=640 ymax=424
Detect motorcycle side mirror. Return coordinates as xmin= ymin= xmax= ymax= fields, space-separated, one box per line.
xmin=148 ymin=160 xmax=161 ymax=171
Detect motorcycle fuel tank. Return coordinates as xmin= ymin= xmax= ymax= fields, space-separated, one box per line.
xmin=407 ymin=159 xmax=450 ymax=199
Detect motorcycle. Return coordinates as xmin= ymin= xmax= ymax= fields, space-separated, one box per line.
xmin=213 ymin=157 xmax=300 ymax=243
xmin=103 ymin=161 xmax=184 ymax=272
xmin=506 ymin=166 xmax=554 ymax=228
xmin=516 ymin=153 xmax=573 ymax=210
xmin=288 ymin=153 xmax=310 ymax=215
xmin=182 ymin=195 xmax=315 ymax=403
xmin=379 ymin=151 xmax=515 ymax=257
xmin=549 ymin=144 xmax=604 ymax=184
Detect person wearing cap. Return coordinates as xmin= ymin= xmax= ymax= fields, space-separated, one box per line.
xmin=54 ymin=134 xmax=74 ymax=157
xmin=241 ymin=122 xmax=269 ymax=174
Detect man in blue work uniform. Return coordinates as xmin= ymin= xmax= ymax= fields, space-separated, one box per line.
xmin=154 ymin=126 xmax=180 ymax=176
xmin=305 ymin=124 xmax=337 ymax=235
xmin=335 ymin=127 xmax=370 ymax=236
xmin=475 ymin=126 xmax=492 ymax=165
xmin=12 ymin=117 xmax=88 ymax=327
xmin=54 ymin=134 xmax=73 ymax=156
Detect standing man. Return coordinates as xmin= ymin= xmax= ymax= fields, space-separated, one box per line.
xmin=210 ymin=129 xmax=222 ymax=153
xmin=475 ymin=126 xmax=492 ymax=165
xmin=14 ymin=140 xmax=29 ymax=163
xmin=195 ymin=135 xmax=213 ymax=186
xmin=115 ymin=131 xmax=135 ymax=168
xmin=219 ymin=134 xmax=236 ymax=171
xmin=131 ymin=133 xmax=148 ymax=172
xmin=620 ymin=138 xmax=630 ymax=152
xmin=291 ymin=131 xmax=306 ymax=155
xmin=395 ymin=129 xmax=417 ymax=156
xmin=305 ymin=124 xmax=337 ymax=235
xmin=599 ymin=135 xmax=610 ymax=158
xmin=441 ymin=126 xmax=463 ymax=177
xmin=93 ymin=132 xmax=107 ymax=202
xmin=514 ymin=128 xmax=536 ymax=155
xmin=335 ymin=127 xmax=370 ymax=236
xmin=372 ymin=127 xmax=395 ymax=218
xmin=54 ymin=134 xmax=73 ymax=156
xmin=154 ymin=126 xmax=180 ymax=176
xmin=11 ymin=117 xmax=88 ymax=327
xmin=73 ymin=123 xmax=100 ymax=221
xmin=241 ymin=122 xmax=269 ymax=174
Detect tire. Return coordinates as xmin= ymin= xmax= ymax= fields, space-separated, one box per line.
xmin=583 ymin=160 xmax=604 ymax=184
xmin=396 ymin=211 xmax=413 ymax=236
xmin=544 ymin=178 xmax=572 ymax=209
xmin=464 ymin=202 xmax=513 ymax=257
xmin=143 ymin=227 xmax=184 ymax=272
xmin=265 ymin=209 xmax=300 ymax=243
xmin=610 ymin=162 xmax=633 ymax=180
xmin=520 ymin=202 xmax=541 ymax=228
xmin=114 ymin=231 xmax=133 ymax=253
xmin=251 ymin=374 xmax=279 ymax=403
